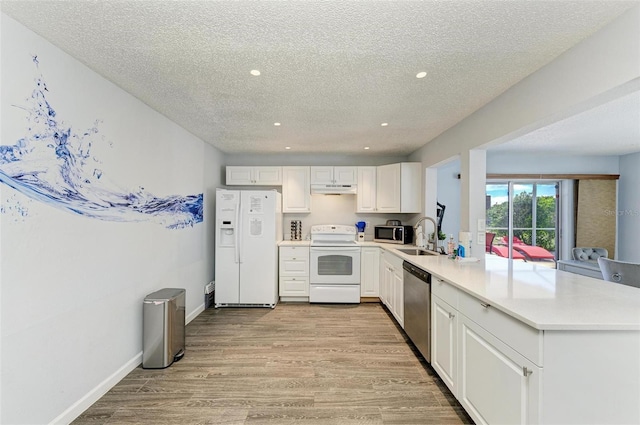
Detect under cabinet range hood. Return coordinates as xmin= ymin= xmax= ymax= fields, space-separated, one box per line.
xmin=310 ymin=184 xmax=357 ymax=195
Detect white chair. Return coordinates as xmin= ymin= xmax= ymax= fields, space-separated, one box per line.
xmin=597 ymin=258 xmax=640 ymax=288
xmin=572 ymin=247 xmax=608 ymax=262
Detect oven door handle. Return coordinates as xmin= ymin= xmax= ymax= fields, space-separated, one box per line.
xmin=311 ymin=247 xmax=361 ymax=253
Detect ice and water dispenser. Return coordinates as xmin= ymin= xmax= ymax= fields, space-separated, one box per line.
xmin=217 ymin=194 xmax=237 ymax=248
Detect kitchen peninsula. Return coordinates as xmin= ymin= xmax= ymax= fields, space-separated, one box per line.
xmin=393 ymin=247 xmax=640 ymax=425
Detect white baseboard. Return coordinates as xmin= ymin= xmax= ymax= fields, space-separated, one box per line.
xmin=187 ymin=302 xmax=205 ymax=324
xmin=48 ymin=304 xmax=205 ymax=425
xmin=49 ymin=352 xmax=142 ymax=425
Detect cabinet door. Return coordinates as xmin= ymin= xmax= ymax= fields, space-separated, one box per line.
xmin=282 ymin=167 xmax=311 ymax=213
xmin=360 ymin=247 xmax=380 ymax=297
xmin=458 ymin=314 xmax=540 ymax=425
xmin=333 ymin=166 xmax=357 ymax=184
xmin=357 ymin=167 xmax=377 ymax=212
xmin=392 ymin=268 xmax=404 ymax=328
xmin=310 ymin=166 xmax=334 ymax=184
xmin=226 ymin=166 xmax=254 ymax=185
xmin=253 ymin=167 xmax=282 ymax=185
xmin=226 ymin=166 xmax=281 ymax=185
xmin=399 ymin=162 xmax=421 ymax=213
xmin=376 ymin=163 xmax=401 ymax=212
xmin=432 ymin=295 xmax=458 ymax=396
xmin=279 ymin=277 xmax=309 ymax=296
xmin=381 ymin=259 xmax=393 ymax=308
xmin=279 ymin=246 xmax=309 ymax=276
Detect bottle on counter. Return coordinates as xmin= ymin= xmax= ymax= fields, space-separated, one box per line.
xmin=447 ymin=234 xmax=455 ymax=257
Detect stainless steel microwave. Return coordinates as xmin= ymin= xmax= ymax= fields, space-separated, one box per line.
xmin=374 ymin=225 xmax=414 ymax=244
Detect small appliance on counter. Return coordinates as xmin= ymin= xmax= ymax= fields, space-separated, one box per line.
xmin=355 ymin=221 xmax=366 ymax=241
xmin=374 ymin=223 xmax=414 ymax=244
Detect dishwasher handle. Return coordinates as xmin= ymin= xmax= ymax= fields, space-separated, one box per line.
xmin=402 ymin=261 xmax=431 ymax=283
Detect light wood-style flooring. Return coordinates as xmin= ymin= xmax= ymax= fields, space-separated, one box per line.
xmin=73 ymin=303 xmax=473 ymax=424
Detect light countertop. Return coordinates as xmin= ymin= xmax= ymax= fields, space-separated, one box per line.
xmin=388 ymin=246 xmax=640 ymax=331
xmin=278 ymin=240 xmax=311 ymax=246
xmin=276 ymin=240 xmax=640 ymax=330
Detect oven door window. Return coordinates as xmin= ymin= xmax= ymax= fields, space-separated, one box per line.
xmin=317 ymin=254 xmax=353 ymax=276
xmin=310 ymin=250 xmax=361 ymax=284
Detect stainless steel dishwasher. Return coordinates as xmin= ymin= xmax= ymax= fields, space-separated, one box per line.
xmin=403 ymin=261 xmax=431 ymax=362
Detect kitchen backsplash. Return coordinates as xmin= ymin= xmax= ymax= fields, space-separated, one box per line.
xmin=283 ymin=194 xmax=419 ymax=241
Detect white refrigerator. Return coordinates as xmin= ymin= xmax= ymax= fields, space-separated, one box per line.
xmin=215 ymin=189 xmax=282 ymax=307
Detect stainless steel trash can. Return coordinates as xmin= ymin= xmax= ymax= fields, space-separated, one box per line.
xmin=142 ymin=288 xmax=185 ymax=369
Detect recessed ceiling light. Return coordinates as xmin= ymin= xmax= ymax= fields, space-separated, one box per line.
xmin=416 ymin=71 xmax=427 ymax=79
xmin=364 ymin=147 xmax=370 ymax=150
xmin=285 ymin=146 xmax=291 ymax=150
xmin=381 ymin=122 xmax=389 ymax=127
xmin=250 ymin=69 xmax=261 ymax=76
xmin=274 ymin=122 xmax=281 ymax=126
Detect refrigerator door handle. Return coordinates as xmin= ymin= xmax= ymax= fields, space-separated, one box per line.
xmin=235 ymin=202 xmax=241 ymax=264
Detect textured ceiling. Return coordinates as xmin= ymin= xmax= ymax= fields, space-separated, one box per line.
xmin=1 ymin=1 xmax=638 ymax=156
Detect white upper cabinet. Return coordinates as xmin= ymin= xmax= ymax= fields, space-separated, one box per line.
xmin=375 ymin=162 xmax=421 ymax=213
xmin=310 ymin=166 xmax=357 ymax=185
xmin=226 ymin=166 xmax=282 ymax=185
xmin=356 ymin=166 xmax=377 ymax=213
xmin=282 ymin=166 xmax=311 ymax=213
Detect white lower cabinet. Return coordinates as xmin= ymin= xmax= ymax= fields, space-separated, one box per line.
xmin=431 ymin=277 xmax=541 ymax=425
xmin=380 ymin=251 xmax=403 ymax=328
xmin=279 ymin=246 xmax=309 ymax=299
xmin=279 ymin=276 xmax=309 ymax=296
xmin=391 ymin=267 xmax=403 ymax=327
xmin=431 ymin=294 xmax=458 ymax=396
xmin=458 ymin=314 xmax=541 ymax=425
xmin=360 ymin=247 xmax=380 ymax=297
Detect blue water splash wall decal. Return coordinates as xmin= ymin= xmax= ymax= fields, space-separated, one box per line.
xmin=0 ymin=56 xmax=203 ymax=228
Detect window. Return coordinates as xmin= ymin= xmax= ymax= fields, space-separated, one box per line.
xmin=486 ymin=181 xmax=558 ymax=261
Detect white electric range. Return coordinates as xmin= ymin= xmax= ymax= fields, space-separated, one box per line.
xmin=309 ymin=224 xmax=361 ymax=304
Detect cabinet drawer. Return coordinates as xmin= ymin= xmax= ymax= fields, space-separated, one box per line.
xmin=279 ymin=277 xmax=309 ymax=296
xmin=459 ymin=290 xmax=542 ymax=366
xmin=280 ymin=246 xmax=309 ymax=259
xmin=280 ymin=258 xmax=309 ymax=276
xmin=432 ymin=277 xmax=459 ymax=308
xmin=386 ymin=252 xmax=403 ymax=271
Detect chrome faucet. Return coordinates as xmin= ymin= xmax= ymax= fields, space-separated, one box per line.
xmin=414 ymin=216 xmax=438 ymax=253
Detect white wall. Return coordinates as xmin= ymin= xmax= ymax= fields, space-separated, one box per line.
xmin=225 ymin=153 xmax=408 ymax=167
xmin=618 ymin=152 xmax=640 ymax=262
xmin=204 ymin=144 xmax=226 ymax=277
xmin=436 ymin=159 xmax=461 ymax=241
xmin=0 ymin=15 xmax=222 ymax=424
xmin=486 ymin=152 xmax=621 ymax=174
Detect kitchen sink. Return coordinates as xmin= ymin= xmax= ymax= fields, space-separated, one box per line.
xmin=396 ymin=248 xmax=440 ymax=256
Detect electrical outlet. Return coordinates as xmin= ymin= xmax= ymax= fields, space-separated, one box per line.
xmin=477 ymin=232 xmax=485 ymax=245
